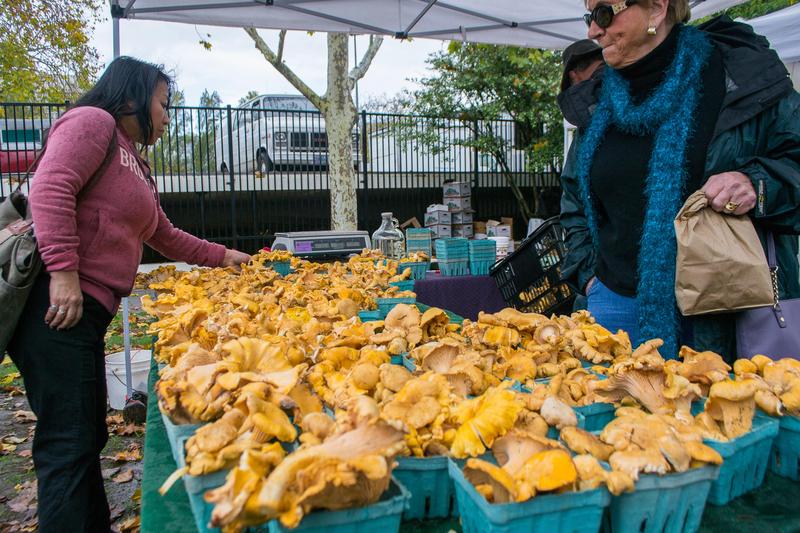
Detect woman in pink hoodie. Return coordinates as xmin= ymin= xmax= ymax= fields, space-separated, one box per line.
xmin=6 ymin=57 xmax=250 ymax=532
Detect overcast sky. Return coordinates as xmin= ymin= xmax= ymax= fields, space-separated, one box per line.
xmin=90 ymin=17 xmax=446 ymax=107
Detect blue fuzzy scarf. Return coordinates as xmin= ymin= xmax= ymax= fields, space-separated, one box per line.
xmin=575 ymin=25 xmax=712 ymax=358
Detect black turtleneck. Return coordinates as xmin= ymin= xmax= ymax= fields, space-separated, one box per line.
xmin=590 ymin=25 xmax=725 ymax=297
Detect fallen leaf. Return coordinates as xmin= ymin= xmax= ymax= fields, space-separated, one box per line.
xmin=109 ymin=504 xmax=126 ymax=522
xmin=1 ymin=443 xmax=17 ymax=454
xmin=107 ymin=414 xmax=125 ymax=425
xmin=1 ymin=385 xmax=25 ymax=396
xmin=0 ymin=372 xmax=20 ymax=385
xmin=112 ymin=469 xmax=134 ymax=483
xmin=3 ymin=435 xmax=27 ymax=445
xmin=114 ymin=423 xmax=145 ymax=436
xmin=110 ymin=443 xmax=143 ymax=462
xmin=102 ymin=467 xmax=121 ymax=479
xmin=8 ymin=481 xmax=37 ymax=513
xmin=13 ymin=411 xmax=36 ymax=423
xmin=17 ymin=449 xmax=32 ymax=458
xmin=116 ymin=515 xmax=140 ymax=533
xmin=132 ymin=488 xmax=141 ymax=502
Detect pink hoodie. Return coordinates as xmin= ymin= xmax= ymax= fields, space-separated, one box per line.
xmin=29 ymin=106 xmax=226 ymax=314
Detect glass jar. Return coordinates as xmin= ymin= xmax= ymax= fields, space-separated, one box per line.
xmin=371 ymin=212 xmax=405 ymax=260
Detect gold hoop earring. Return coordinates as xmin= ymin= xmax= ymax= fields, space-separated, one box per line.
xmin=647 ymin=25 xmax=657 ymax=35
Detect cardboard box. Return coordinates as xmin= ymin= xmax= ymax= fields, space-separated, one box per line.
xmin=452 ymin=223 xmax=474 ymax=238
xmin=424 ymin=210 xmax=452 ymax=226
xmin=487 ymin=224 xmax=512 ymax=238
xmin=473 ymin=221 xmax=487 ymax=235
xmin=501 ymin=217 xmax=514 ymax=237
xmin=451 ymin=210 xmax=474 ymax=225
xmin=429 ymin=224 xmax=452 ymax=238
xmin=443 ymin=181 xmax=471 ymax=198
xmin=445 ymin=196 xmax=472 ymax=211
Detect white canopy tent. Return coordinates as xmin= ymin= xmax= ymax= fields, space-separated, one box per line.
xmin=110 ymin=0 xmax=749 ymax=54
xmin=746 ymin=4 xmax=800 ymax=89
xmin=746 ymin=3 xmax=800 ymax=64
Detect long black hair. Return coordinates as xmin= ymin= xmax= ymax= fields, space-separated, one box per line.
xmin=74 ymin=56 xmax=173 ymax=145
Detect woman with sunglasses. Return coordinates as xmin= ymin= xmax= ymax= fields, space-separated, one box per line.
xmin=559 ymin=0 xmax=800 ymax=360
xmin=5 ymin=57 xmax=251 ymax=531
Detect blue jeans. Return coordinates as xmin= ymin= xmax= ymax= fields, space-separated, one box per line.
xmin=587 ymin=277 xmax=641 ymax=348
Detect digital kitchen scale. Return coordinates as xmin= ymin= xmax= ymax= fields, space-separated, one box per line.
xmin=271 ymin=230 xmax=371 ymax=258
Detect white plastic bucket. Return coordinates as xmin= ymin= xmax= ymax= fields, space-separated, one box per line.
xmin=489 ymin=236 xmax=510 ymax=259
xmin=105 ymin=349 xmax=151 ymax=410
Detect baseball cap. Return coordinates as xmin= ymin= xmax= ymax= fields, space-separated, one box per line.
xmin=561 ymin=39 xmax=603 ymax=91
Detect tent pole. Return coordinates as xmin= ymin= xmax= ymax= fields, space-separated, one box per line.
xmin=111 ymin=1 xmax=122 ymax=58
xmin=113 ymin=17 xmax=121 ymax=58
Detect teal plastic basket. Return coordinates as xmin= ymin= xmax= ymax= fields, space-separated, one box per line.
xmin=394 ymin=456 xmax=454 ymax=520
xmin=402 ymin=353 xmax=416 ymax=372
xmin=358 ymin=310 xmax=383 ymax=322
xmin=406 ymin=228 xmax=433 ymax=257
xmin=162 ymin=413 xmax=201 ymax=464
xmin=468 ymin=240 xmax=496 ymax=267
xmin=376 ymin=297 xmax=416 ymax=316
xmin=703 ymin=413 xmax=780 ymax=505
xmin=398 ymin=261 xmax=429 ymax=280
xmin=389 ymin=280 xmax=415 ymax=292
xmin=770 ymin=415 xmax=800 ymax=480
xmin=267 ymin=261 xmax=292 ymax=276
xmin=575 ymin=403 xmax=616 ymax=432
xmin=449 ymin=459 xmax=610 ymax=533
xmin=439 ymin=259 xmax=469 ymax=277
xmin=267 ymin=477 xmax=410 ymax=533
xmin=469 ymin=260 xmax=495 ymax=276
xmin=602 ymin=465 xmax=719 ymax=533
xmin=435 ymin=238 xmax=469 ymax=260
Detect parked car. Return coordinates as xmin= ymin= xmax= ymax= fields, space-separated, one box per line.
xmin=214 ymin=94 xmax=359 ymax=175
xmin=0 ymin=120 xmax=45 ymax=175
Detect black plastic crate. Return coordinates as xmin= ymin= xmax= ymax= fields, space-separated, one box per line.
xmin=489 ymin=217 xmax=576 ymax=316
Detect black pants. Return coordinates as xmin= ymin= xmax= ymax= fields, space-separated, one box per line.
xmin=7 ymin=272 xmax=113 ymax=533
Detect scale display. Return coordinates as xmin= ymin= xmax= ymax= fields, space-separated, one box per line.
xmin=272 ymin=230 xmax=370 ymax=258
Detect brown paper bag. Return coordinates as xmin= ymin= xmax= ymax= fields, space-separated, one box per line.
xmin=674 ymin=189 xmax=773 ymax=316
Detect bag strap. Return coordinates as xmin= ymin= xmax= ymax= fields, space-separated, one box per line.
xmin=76 ymin=129 xmax=118 ymax=202
xmin=15 ymin=124 xmax=118 ymax=201
xmin=765 ymin=231 xmax=787 ymax=328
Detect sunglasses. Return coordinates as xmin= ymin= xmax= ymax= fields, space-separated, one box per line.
xmin=584 ymin=0 xmax=637 ymax=29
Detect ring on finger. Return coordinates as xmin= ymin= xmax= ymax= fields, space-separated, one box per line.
xmin=724 ymin=201 xmax=740 ymax=213
xmin=57 ymin=308 xmax=67 ymax=315
xmin=49 ymin=304 xmax=59 ymax=310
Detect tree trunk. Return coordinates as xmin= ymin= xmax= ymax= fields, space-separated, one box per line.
xmin=325 ymin=33 xmax=358 ymax=230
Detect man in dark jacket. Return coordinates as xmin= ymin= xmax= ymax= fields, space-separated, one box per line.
xmin=558 ymin=15 xmax=800 ymax=360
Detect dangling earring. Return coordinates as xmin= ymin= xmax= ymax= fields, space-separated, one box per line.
xmin=647 ymin=25 xmax=657 ymax=35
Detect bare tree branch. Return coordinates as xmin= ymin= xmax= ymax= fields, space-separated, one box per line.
xmin=276 ymin=29 xmax=287 ymax=64
xmin=348 ymin=35 xmax=383 ymax=90
xmin=243 ymin=27 xmax=325 ymax=111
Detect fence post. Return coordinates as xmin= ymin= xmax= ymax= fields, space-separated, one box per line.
xmin=225 ymin=105 xmax=238 ymax=249
xmin=472 ymin=119 xmax=480 ymax=202
xmin=360 ymin=110 xmax=369 ymax=230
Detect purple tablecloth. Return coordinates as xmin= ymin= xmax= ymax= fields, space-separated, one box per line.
xmin=413 ymin=273 xmax=507 ymax=321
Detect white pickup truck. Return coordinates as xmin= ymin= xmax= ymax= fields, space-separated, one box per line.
xmin=214 ymin=94 xmax=359 ymax=175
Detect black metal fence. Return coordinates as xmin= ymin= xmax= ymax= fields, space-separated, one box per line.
xmin=1 ymin=101 xmax=560 ymax=261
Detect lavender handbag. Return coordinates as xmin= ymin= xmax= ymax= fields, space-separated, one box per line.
xmin=736 ymin=233 xmax=800 ymax=359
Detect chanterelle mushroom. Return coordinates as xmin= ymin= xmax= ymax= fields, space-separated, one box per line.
xmin=704 ymin=379 xmax=760 ymax=439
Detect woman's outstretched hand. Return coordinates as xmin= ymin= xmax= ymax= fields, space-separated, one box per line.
xmin=222 ymin=249 xmax=252 ymax=268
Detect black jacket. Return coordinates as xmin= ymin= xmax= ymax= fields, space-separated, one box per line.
xmin=558 ymin=16 xmax=800 ymax=357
